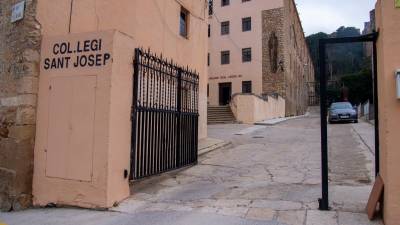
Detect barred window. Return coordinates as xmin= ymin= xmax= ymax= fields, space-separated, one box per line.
xmin=242 ymin=17 xmax=252 ymax=32
xmin=208 ymin=0 xmax=213 ymax=15
xmin=221 ymin=21 xmax=230 ymax=35
xmin=222 ymin=0 xmax=230 ymax=7
xmin=221 ymin=51 xmax=230 ymax=65
xmin=242 ymin=48 xmax=252 ymax=62
xmin=180 ymin=8 xmax=189 ymax=38
xmin=242 ymin=81 xmax=252 ymax=93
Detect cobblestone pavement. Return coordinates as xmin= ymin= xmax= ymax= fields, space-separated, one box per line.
xmin=0 ymin=109 xmax=382 ymax=225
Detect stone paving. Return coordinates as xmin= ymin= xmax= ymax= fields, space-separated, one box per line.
xmin=0 ymin=109 xmax=383 ymax=225
xmin=110 ymin=109 xmax=382 ymax=224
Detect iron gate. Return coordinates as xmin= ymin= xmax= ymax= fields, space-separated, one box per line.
xmin=130 ymin=48 xmax=199 ymax=180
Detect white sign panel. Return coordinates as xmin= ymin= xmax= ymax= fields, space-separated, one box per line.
xmin=11 ymin=1 xmax=25 ymax=23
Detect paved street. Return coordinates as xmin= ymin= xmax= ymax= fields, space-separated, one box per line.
xmin=0 ymin=109 xmax=382 ymax=225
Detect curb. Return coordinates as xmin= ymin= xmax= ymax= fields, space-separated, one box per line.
xmin=255 ymin=112 xmax=309 ymax=126
xmin=198 ymin=141 xmax=231 ymax=156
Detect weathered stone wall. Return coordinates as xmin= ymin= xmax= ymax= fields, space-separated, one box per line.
xmin=0 ymin=0 xmax=41 ymax=211
xmin=282 ymin=0 xmax=314 ymax=116
xmin=261 ymin=0 xmax=314 ymax=116
xmin=261 ymin=8 xmax=286 ymax=98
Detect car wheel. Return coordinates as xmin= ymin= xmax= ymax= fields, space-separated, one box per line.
xmin=354 ymin=120 xmax=358 ymax=123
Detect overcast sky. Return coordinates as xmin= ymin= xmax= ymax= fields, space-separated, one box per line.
xmin=295 ymin=0 xmax=376 ymax=36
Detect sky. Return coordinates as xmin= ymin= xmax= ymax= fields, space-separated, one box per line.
xmin=295 ymin=0 xmax=377 ymax=36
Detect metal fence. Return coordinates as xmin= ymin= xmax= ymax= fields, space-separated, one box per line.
xmin=130 ymin=48 xmax=199 ymax=180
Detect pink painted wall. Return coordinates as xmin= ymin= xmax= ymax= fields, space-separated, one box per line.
xmin=230 ymin=94 xmax=285 ymax=124
xmin=36 ymin=0 xmax=208 ymax=139
xmin=208 ymin=0 xmax=284 ymax=106
xmin=33 ymin=0 xmax=208 ymax=209
xmin=375 ymin=1 xmax=400 ymax=224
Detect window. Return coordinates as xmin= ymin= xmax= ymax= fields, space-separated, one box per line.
xmin=207 ymin=84 xmax=209 ymax=97
xmin=242 ymin=81 xmax=252 ymax=93
xmin=221 ymin=51 xmax=230 ymax=65
xmin=208 ymin=24 xmax=211 ymax=37
xmin=221 ymin=21 xmax=230 ymax=35
xmin=208 ymin=53 xmax=210 ymax=66
xmin=242 ymin=17 xmax=252 ymax=32
xmin=221 ymin=0 xmax=230 ymax=7
xmin=242 ymin=48 xmax=252 ymax=62
xmin=180 ymin=8 xmax=189 ymax=38
xmin=208 ymin=0 xmax=213 ymax=15
xmin=242 ymin=0 xmax=251 ymax=2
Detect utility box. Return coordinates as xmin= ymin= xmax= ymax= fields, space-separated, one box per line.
xmin=33 ymin=30 xmax=136 ymax=209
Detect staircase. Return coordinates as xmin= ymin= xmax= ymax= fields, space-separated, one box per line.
xmin=207 ymin=105 xmax=236 ymax=124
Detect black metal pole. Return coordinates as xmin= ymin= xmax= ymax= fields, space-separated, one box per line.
xmin=130 ymin=48 xmax=140 ymax=180
xmin=372 ymin=37 xmax=380 ymax=177
xmin=176 ymin=68 xmax=182 ymax=167
xmin=318 ymin=39 xmax=330 ymax=211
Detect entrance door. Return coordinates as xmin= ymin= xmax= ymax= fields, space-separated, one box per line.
xmin=219 ymin=82 xmax=232 ymax=105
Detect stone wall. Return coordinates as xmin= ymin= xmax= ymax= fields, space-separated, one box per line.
xmin=261 ymin=0 xmax=314 ymax=116
xmin=283 ymin=0 xmax=312 ymax=116
xmin=261 ymin=8 xmax=286 ymax=98
xmin=0 ymin=0 xmax=41 ymax=211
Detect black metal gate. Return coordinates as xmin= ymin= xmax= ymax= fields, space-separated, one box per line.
xmin=130 ymin=48 xmax=199 ymax=180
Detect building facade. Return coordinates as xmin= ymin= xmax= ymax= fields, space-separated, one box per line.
xmin=0 ymin=0 xmax=208 ymax=210
xmin=207 ymin=0 xmax=314 ymax=117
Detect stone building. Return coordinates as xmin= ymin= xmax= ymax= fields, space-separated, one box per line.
xmin=207 ymin=0 xmax=314 ymax=118
xmin=362 ymin=9 xmax=376 ymax=58
xmin=0 ymin=0 xmax=41 ymax=211
xmin=0 ymin=0 xmax=208 ymax=210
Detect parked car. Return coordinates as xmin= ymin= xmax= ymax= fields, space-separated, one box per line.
xmin=328 ymin=102 xmax=358 ymax=123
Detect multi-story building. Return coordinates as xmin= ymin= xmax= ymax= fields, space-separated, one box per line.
xmin=207 ymin=0 xmax=314 ymax=117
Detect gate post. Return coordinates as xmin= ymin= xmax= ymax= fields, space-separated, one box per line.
xmin=130 ymin=49 xmax=140 ymax=180
xmin=318 ymin=39 xmax=330 ymax=211
xmin=176 ymin=68 xmax=182 ymax=167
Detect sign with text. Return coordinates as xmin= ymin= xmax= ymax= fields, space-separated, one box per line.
xmin=41 ymin=31 xmax=114 ymax=74
xmin=11 ymin=1 xmax=25 ymax=23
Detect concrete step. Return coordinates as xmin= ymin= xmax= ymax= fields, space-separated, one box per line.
xmin=207 ymin=105 xmax=236 ymax=124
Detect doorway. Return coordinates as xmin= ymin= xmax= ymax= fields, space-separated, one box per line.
xmin=219 ymin=82 xmax=232 ymax=105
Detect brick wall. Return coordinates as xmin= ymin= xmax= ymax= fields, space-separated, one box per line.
xmin=0 ymin=0 xmax=41 ymax=211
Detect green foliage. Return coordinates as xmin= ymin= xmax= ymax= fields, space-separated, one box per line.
xmin=306 ymin=27 xmax=364 ymax=81
xmin=306 ymin=26 xmax=373 ymax=106
xmin=306 ymin=32 xmax=329 ymax=80
xmin=341 ymin=69 xmax=373 ymax=105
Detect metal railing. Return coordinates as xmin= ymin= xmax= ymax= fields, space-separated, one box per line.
xmin=130 ymin=48 xmax=199 ymax=180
